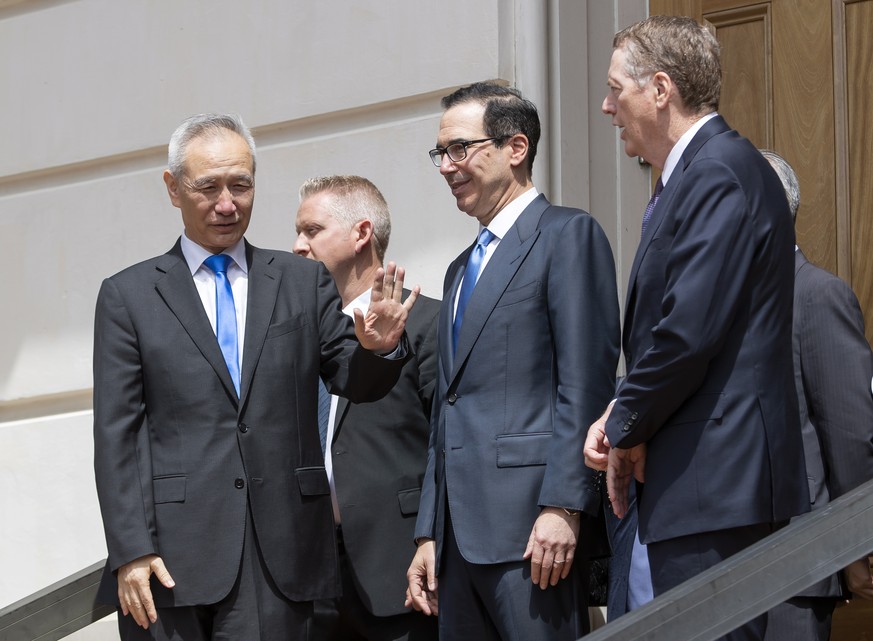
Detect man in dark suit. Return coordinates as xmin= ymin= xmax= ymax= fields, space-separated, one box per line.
xmin=584 ymin=17 xmax=809 ymax=640
xmin=293 ymin=175 xmax=439 ymax=641
xmin=93 ymin=114 xmax=417 ymax=640
xmin=405 ymin=81 xmax=620 ymax=640
xmin=760 ymin=151 xmax=873 ymax=640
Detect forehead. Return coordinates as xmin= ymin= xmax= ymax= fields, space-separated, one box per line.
xmin=607 ymin=47 xmax=633 ymax=83
xmin=438 ymin=101 xmax=487 ymax=143
xmin=297 ymin=191 xmax=338 ymax=222
xmin=183 ymin=130 xmax=253 ymax=175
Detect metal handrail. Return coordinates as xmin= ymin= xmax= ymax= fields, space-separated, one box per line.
xmin=1 ymin=477 xmax=871 ymax=640
xmin=584 ymin=476 xmax=873 ymax=640
xmin=0 ymin=560 xmax=111 ymax=641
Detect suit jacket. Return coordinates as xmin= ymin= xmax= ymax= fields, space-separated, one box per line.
xmin=93 ymin=239 xmax=406 ymax=607
xmin=792 ymin=249 xmax=873 ymax=598
xmin=606 ymin=116 xmax=809 ymax=544
xmin=415 ymin=195 xmax=620 ymax=569
xmin=330 ymin=292 xmax=440 ymax=617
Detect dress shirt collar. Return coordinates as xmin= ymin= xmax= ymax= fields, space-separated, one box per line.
xmin=342 ymin=288 xmax=372 ymax=318
xmin=480 ymin=187 xmax=539 ymax=240
xmin=180 ymin=233 xmax=249 ymax=275
xmin=661 ymin=112 xmax=718 ymax=186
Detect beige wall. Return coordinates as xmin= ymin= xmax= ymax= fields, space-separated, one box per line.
xmin=0 ymin=0 xmax=648 ymax=617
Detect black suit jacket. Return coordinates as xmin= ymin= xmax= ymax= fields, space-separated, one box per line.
xmin=329 ymin=292 xmax=440 ymax=617
xmin=792 ymin=249 xmax=873 ymax=598
xmin=93 ymin=239 xmax=405 ymax=606
xmin=606 ymin=116 xmax=809 ymax=543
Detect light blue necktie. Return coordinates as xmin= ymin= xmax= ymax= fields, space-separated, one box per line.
xmin=317 ymin=378 xmax=331 ymax=454
xmin=204 ymin=254 xmax=240 ymax=396
xmin=453 ymin=227 xmax=496 ymax=353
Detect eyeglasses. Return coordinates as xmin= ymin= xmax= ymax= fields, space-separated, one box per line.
xmin=428 ymin=137 xmax=508 ymax=167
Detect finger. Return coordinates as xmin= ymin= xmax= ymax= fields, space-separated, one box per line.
xmin=403 ymin=285 xmax=421 ymax=312
xmin=382 ymin=262 xmax=397 ymax=299
xmin=371 ymin=267 xmax=386 ymax=301
xmin=633 ymin=454 xmax=646 ymax=484
xmin=561 ymin=557 xmax=574 ymax=580
xmin=549 ymin=557 xmax=565 ymax=587
xmin=392 ymin=265 xmax=406 ymax=301
xmin=529 ymin=544 xmax=544 ymax=585
xmin=151 ymin=558 xmax=175 ymax=589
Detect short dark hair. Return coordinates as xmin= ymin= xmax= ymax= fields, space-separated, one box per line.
xmin=441 ymin=82 xmax=541 ymax=176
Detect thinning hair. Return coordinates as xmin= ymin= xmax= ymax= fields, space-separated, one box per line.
xmin=441 ymin=81 xmax=541 ymax=176
xmin=167 ymin=113 xmax=256 ymax=179
xmin=614 ymin=15 xmax=721 ymax=114
xmin=298 ymin=175 xmax=391 ymax=262
xmin=760 ymin=150 xmax=801 ymax=222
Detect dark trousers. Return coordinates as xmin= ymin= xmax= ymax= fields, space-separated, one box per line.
xmin=437 ymin=515 xmax=590 ymax=641
xmin=647 ymin=523 xmax=777 ymax=641
xmin=764 ymin=597 xmax=835 ymax=641
xmin=311 ymin=527 xmax=438 ymax=641
xmin=117 ymin=507 xmax=313 ymax=641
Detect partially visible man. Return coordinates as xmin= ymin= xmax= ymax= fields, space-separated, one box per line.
xmin=584 ymin=17 xmax=809 ymax=640
xmin=406 ymin=81 xmax=620 ymax=641
xmin=760 ymin=150 xmax=873 ymax=640
xmin=294 ymin=175 xmax=440 ymax=641
xmin=94 ymin=114 xmax=417 ymax=640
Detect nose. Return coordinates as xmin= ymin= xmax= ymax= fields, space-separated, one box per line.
xmin=602 ymin=94 xmax=615 ymax=115
xmin=439 ymin=152 xmax=457 ymax=175
xmin=292 ymin=234 xmax=309 ymax=256
xmin=215 ymin=186 xmax=236 ymax=214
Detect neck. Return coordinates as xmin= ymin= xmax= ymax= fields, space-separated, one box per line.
xmin=337 ymin=261 xmax=381 ymax=308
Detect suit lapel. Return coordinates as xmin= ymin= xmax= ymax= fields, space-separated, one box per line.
xmin=155 ymin=242 xmax=239 ymax=402
xmin=449 ymin=196 xmax=547 ymax=383
xmin=624 ymin=116 xmax=731 ymax=334
xmin=240 ymin=243 xmax=280 ymax=408
xmin=438 ymin=258 xmax=466 ymax=383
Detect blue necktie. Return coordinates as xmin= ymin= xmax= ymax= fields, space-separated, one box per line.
xmin=641 ymin=177 xmax=664 ymax=236
xmin=203 ymin=254 xmax=240 ymax=396
xmin=453 ymin=227 xmax=496 ymax=353
xmin=317 ymin=378 xmax=331 ymax=454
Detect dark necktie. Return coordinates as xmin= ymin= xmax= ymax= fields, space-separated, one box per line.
xmin=203 ymin=254 xmax=240 ymax=396
xmin=317 ymin=378 xmax=331 ymax=454
xmin=641 ymin=177 xmax=664 ymax=236
xmin=453 ymin=227 xmax=496 ymax=353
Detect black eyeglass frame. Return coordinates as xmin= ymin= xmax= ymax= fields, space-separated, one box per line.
xmin=428 ymin=136 xmax=509 ymax=167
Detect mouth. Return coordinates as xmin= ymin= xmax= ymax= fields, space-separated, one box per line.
xmin=448 ymin=177 xmax=469 ymax=197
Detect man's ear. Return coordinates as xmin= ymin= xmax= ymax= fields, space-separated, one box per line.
xmin=507 ymin=133 xmax=530 ymax=169
xmin=353 ymin=219 xmax=374 ymax=254
xmin=163 ymin=169 xmax=182 ymax=208
xmin=652 ymin=71 xmax=673 ymax=109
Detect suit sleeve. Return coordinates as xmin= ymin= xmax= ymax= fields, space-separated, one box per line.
xmin=412 ymin=306 xmax=440 ymax=419
xmin=607 ymin=159 xmax=761 ymax=448
xmin=539 ymin=213 xmax=620 ymax=514
xmin=93 ymin=278 xmax=157 ymax=572
xmin=797 ymin=267 xmax=873 ymax=496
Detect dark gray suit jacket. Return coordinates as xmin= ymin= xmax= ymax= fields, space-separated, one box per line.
xmin=330 ymin=292 xmax=440 ymax=617
xmin=791 ymin=249 xmax=873 ymax=598
xmin=415 ymin=195 xmax=620 ymax=570
xmin=93 ymin=239 xmax=405 ymax=607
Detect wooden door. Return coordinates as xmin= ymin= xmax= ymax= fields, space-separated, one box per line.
xmin=651 ymin=0 xmax=873 ymax=347
xmin=649 ymin=2 xmax=873 ymax=638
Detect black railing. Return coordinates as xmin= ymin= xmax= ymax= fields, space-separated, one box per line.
xmin=1 ymin=477 xmax=871 ymax=640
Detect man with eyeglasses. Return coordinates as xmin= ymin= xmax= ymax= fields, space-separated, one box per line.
xmin=405 ymin=81 xmax=620 ymax=640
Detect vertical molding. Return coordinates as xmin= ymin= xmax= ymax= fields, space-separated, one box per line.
xmin=514 ymin=0 xmax=550 ymax=192
xmin=832 ymin=0 xmax=851 ymax=280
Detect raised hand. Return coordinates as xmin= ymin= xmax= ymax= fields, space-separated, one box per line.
xmin=354 ymin=261 xmax=419 ymax=353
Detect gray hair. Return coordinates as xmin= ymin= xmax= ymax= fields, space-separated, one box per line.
xmin=167 ymin=113 xmax=256 ymax=179
xmin=298 ymin=175 xmax=392 ymax=262
xmin=760 ymin=150 xmax=800 ymax=222
xmin=614 ymin=15 xmax=721 ymax=114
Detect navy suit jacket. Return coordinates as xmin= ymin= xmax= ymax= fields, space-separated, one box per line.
xmin=791 ymin=249 xmax=873 ymax=598
xmin=415 ymin=194 xmax=620 ymax=570
xmin=329 ymin=292 xmax=440 ymax=616
xmin=94 ymin=239 xmax=405 ymax=606
xmin=606 ymin=116 xmax=809 ymax=544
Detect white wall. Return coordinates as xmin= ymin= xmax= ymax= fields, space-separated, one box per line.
xmin=0 ymin=0 xmax=648 ymax=624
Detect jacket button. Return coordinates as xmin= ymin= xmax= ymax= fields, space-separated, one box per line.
xmin=447 ymin=393 xmax=458 ymax=404
xmin=238 ymin=423 xmax=248 ymax=433
xmin=234 ymin=478 xmax=245 ymax=489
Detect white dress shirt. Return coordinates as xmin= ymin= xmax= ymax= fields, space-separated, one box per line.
xmin=180 ymin=233 xmax=248 ymax=369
